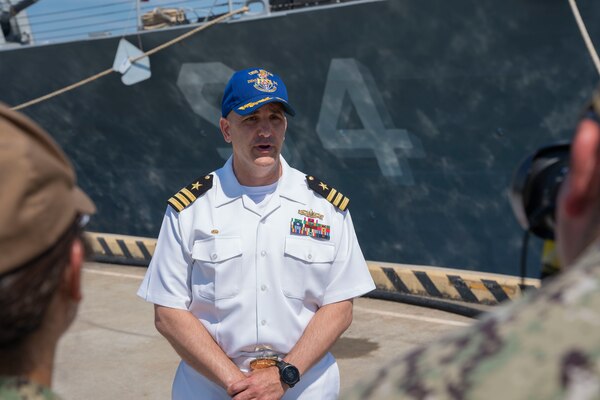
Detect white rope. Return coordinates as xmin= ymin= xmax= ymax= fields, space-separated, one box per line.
xmin=568 ymin=0 xmax=600 ymax=77
xmin=11 ymin=6 xmax=249 ymax=111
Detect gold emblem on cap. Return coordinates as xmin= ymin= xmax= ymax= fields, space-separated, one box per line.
xmin=238 ymin=97 xmax=273 ymax=111
xmin=211 ymin=229 xmax=219 ymax=234
xmin=247 ymin=69 xmax=278 ymax=93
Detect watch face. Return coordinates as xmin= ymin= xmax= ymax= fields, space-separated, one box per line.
xmin=281 ymin=365 xmax=300 ymax=385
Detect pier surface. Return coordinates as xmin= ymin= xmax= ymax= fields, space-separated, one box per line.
xmin=53 ymin=262 xmax=476 ymax=399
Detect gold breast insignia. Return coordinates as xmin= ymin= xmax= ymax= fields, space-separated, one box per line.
xmin=298 ymin=209 xmax=324 ymax=219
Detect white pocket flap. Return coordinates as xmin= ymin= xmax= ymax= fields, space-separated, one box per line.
xmin=284 ymin=236 xmax=335 ymax=263
xmin=192 ymin=237 xmax=242 ymax=262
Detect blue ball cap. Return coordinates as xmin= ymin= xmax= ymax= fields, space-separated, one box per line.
xmin=221 ymin=68 xmax=296 ymax=118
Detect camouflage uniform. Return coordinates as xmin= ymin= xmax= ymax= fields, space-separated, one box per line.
xmin=0 ymin=377 xmax=60 ymax=400
xmin=344 ymin=242 xmax=600 ymax=400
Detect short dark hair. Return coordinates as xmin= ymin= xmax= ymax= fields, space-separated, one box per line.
xmin=0 ymin=216 xmax=86 ymax=348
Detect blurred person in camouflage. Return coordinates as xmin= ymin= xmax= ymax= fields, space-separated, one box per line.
xmin=343 ymin=89 xmax=600 ymax=400
xmin=0 ymin=104 xmax=95 ymax=399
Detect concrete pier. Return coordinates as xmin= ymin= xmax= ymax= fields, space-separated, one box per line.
xmin=53 ymin=262 xmax=476 ymax=399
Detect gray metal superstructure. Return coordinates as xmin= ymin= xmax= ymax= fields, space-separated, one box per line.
xmin=0 ymin=0 xmax=37 ymax=45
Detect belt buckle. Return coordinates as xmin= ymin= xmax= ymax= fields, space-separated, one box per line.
xmin=249 ymin=356 xmax=278 ymax=371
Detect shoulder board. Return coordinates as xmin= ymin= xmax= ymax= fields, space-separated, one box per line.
xmin=167 ymin=174 xmax=214 ymax=213
xmin=306 ymin=175 xmax=349 ymax=212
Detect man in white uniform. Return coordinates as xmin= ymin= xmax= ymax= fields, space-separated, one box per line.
xmin=138 ymin=68 xmax=375 ymax=399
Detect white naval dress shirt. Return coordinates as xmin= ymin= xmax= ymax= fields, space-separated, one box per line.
xmin=137 ymin=156 xmax=375 ymax=399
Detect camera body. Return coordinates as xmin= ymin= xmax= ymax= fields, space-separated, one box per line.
xmin=509 ymin=143 xmax=570 ymax=241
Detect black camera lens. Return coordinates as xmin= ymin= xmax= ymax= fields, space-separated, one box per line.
xmin=509 ymin=143 xmax=570 ymax=240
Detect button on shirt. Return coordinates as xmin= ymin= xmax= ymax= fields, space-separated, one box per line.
xmin=137 ymin=156 xmax=375 ymax=365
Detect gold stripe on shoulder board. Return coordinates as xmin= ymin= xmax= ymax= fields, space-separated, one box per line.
xmin=339 ymin=197 xmax=350 ymax=211
xmin=305 ymin=175 xmax=350 ymax=212
xmin=167 ymin=197 xmax=185 ymax=212
xmin=180 ymin=188 xmax=197 ymax=202
xmin=167 ymin=174 xmax=214 ymax=213
xmin=174 ymin=192 xmax=191 ymax=207
xmin=326 ymin=188 xmax=337 ymax=202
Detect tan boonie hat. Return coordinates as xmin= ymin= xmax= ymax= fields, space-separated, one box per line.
xmin=0 ymin=103 xmax=96 ymax=275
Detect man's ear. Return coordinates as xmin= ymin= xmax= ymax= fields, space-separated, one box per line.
xmin=563 ymin=119 xmax=600 ymax=217
xmin=63 ymin=238 xmax=83 ymax=302
xmin=220 ymin=117 xmax=232 ymax=143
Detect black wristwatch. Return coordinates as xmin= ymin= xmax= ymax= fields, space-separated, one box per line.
xmin=275 ymin=360 xmax=300 ymax=388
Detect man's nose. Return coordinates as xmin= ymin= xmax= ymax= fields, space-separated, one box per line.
xmin=257 ymin=121 xmax=273 ymax=137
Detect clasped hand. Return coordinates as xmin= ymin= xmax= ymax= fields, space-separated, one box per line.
xmin=227 ymin=367 xmax=286 ymax=400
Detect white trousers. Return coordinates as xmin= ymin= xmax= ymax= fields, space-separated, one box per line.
xmin=172 ymin=352 xmax=340 ymax=399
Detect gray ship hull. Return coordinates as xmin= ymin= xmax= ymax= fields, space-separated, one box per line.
xmin=1 ymin=0 xmax=599 ymax=275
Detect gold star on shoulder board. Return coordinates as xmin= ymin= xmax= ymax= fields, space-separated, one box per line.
xmin=305 ymin=174 xmax=350 ymax=212
xmin=167 ymin=174 xmax=214 ymax=213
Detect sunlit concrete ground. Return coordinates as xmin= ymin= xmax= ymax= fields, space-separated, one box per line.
xmin=53 ymin=262 xmax=475 ymax=399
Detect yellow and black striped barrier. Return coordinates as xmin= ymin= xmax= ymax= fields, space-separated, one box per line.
xmin=86 ymin=232 xmax=541 ymax=305
xmin=367 ymin=260 xmax=540 ymax=305
xmin=86 ymin=232 xmax=156 ymax=267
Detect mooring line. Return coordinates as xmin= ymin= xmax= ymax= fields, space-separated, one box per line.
xmin=11 ymin=6 xmax=248 ymax=111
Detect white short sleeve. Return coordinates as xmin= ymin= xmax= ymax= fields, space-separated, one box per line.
xmin=137 ymin=206 xmax=193 ymax=310
xmin=322 ymin=210 xmax=375 ymax=305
